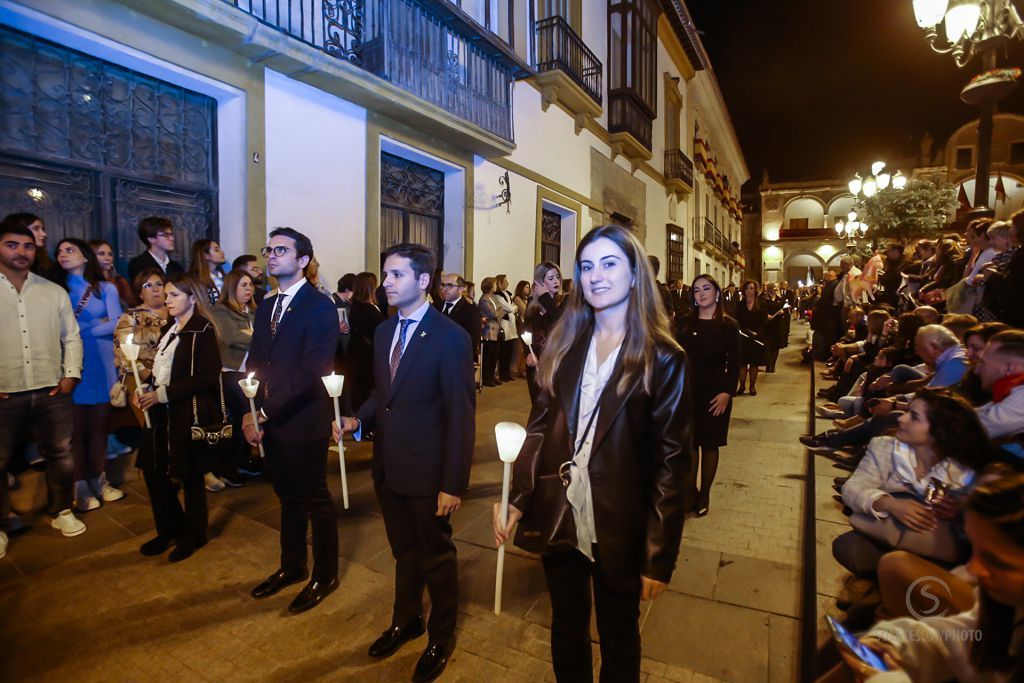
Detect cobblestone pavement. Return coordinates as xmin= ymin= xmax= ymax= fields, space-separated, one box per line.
xmin=0 ymin=330 xmax=810 ymax=683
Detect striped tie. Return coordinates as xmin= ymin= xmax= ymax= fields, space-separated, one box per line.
xmin=390 ymin=319 xmax=412 ymax=382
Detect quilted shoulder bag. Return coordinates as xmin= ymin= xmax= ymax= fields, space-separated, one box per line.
xmin=187 ymin=328 xmax=233 ymax=447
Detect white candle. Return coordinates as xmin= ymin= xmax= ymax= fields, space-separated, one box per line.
xmin=493 ymin=421 xmax=527 ymax=615
xmin=321 ymin=372 xmax=349 ymax=510
xmin=519 ymin=331 xmax=536 ymax=364
xmin=238 ymin=371 xmax=266 ymax=459
xmin=120 ymin=333 xmax=151 ymax=428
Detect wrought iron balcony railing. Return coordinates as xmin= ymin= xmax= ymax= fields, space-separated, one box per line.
xmin=664 ymin=148 xmax=694 ymax=188
xmin=693 ymin=216 xmax=739 ymax=258
xmin=608 ymin=90 xmax=653 ymax=151
xmin=534 ymin=15 xmax=602 ymax=106
xmin=223 ymin=0 xmax=518 ymax=142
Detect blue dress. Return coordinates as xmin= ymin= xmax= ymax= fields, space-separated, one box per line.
xmin=68 ymin=276 xmax=122 ymax=405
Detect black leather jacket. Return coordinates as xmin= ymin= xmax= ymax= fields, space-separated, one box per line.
xmin=509 ymin=334 xmax=693 ymax=590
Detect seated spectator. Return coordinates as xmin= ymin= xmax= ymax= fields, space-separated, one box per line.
xmin=938 ymin=313 xmax=979 ymax=343
xmin=973 ymin=330 xmax=1024 ymax=462
xmin=833 ymin=389 xmax=991 ymax=575
xmin=832 ymin=470 xmax=1024 ymax=683
xmin=980 ymin=208 xmax=1024 ymax=326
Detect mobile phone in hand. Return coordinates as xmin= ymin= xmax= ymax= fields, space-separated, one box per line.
xmin=827 ymin=616 xmax=890 ymax=672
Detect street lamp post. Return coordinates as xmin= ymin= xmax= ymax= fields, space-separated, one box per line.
xmin=911 ymin=0 xmax=1024 ymax=218
xmin=841 ymin=160 xmax=907 ymax=251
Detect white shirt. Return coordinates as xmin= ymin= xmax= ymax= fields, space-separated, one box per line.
xmin=152 ymin=321 xmax=181 ymax=404
xmin=149 ymin=250 xmax=170 ymax=272
xmin=389 ymin=299 xmax=431 ymax=359
xmin=270 ymin=277 xmax=307 ymax=326
xmin=0 ymin=271 xmax=83 ymax=393
xmin=567 ymin=337 xmax=622 ymax=561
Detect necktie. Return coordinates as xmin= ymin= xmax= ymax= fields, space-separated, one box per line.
xmin=270 ymin=296 xmax=284 ymax=336
xmin=443 ymin=303 xmax=452 ymax=316
xmin=390 ymin=319 xmax=412 ymax=382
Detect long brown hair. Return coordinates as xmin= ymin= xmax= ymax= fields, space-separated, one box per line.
xmin=165 ymin=273 xmax=215 ymax=323
xmin=55 ymin=238 xmax=105 ymax=296
xmin=536 ymin=225 xmax=678 ymax=396
xmin=187 ymin=239 xmax=222 ymax=289
xmin=219 ymin=269 xmax=254 ymax=315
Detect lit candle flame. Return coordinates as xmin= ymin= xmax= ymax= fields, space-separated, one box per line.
xmin=125 ymin=333 xmax=134 ymax=346
xmin=247 ymin=371 xmax=255 ymax=382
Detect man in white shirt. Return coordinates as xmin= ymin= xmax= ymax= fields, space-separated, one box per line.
xmin=494 ymin=274 xmax=519 ymax=382
xmin=0 ymin=224 xmax=87 ymax=553
xmin=974 ymin=331 xmax=1024 ymax=460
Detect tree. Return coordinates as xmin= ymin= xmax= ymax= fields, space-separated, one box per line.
xmin=858 ymin=179 xmax=959 ymax=245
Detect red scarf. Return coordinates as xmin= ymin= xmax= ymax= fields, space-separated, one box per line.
xmin=992 ymin=373 xmax=1024 ymax=403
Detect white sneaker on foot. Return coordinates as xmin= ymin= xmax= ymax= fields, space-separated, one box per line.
xmin=204 ymin=472 xmax=225 ymax=492
xmin=95 ymin=474 xmax=125 ymax=503
xmin=0 ymin=530 xmax=7 ymax=559
xmin=74 ymin=481 xmax=100 ymax=512
xmin=51 ymin=510 xmax=87 ymax=537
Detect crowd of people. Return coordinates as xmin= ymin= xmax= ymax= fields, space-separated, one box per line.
xmin=804 ymin=210 xmax=1024 ymax=681
xmin=14 ymin=205 xmax=1024 ymax=681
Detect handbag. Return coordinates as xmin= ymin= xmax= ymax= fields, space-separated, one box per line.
xmin=109 ymin=374 xmax=128 ymax=407
xmin=513 ymin=395 xmax=601 ymax=555
xmin=849 ymin=492 xmax=968 ymax=564
xmin=186 ymin=331 xmax=233 ymax=447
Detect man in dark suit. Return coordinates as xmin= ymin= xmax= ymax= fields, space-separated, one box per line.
xmin=243 ymin=227 xmax=340 ymax=613
xmin=337 ymin=243 xmax=475 ymax=683
xmin=435 ymin=272 xmax=481 ymax=361
xmin=127 ymin=216 xmax=185 ymax=283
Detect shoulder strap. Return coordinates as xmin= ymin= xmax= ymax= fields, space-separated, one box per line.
xmin=189 ymin=327 xmax=228 ymax=427
xmin=74 ymin=287 xmax=93 ymax=316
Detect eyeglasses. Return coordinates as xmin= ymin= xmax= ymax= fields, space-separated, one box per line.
xmin=260 ymin=246 xmax=292 ymax=258
xmin=439 ymin=283 xmax=460 ymax=289
xmin=156 ymin=231 xmax=175 ymax=238
xmin=140 ymin=282 xmax=163 ymax=290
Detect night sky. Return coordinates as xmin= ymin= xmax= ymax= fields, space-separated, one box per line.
xmin=687 ymin=0 xmax=1024 ymax=190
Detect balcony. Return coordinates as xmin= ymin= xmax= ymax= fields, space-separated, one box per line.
xmin=219 ymin=0 xmax=530 ymax=147
xmin=664 ymin=148 xmax=693 ymax=198
xmin=608 ymin=91 xmax=654 ymax=169
xmin=693 ymin=216 xmax=741 ymax=264
xmin=533 ymin=15 xmax=602 ymax=131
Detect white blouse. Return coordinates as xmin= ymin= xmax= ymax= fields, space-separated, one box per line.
xmin=152 ymin=322 xmax=181 ymax=389
xmin=567 ymin=337 xmax=622 ymax=561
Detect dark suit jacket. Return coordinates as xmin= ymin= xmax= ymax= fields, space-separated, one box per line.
xmin=248 ymin=282 xmax=340 ymax=442
xmin=509 ymin=336 xmax=693 ymax=590
xmin=435 ymin=298 xmax=481 ymax=360
xmin=355 ymin=304 xmax=475 ymax=497
xmin=127 ymin=251 xmax=184 ymax=284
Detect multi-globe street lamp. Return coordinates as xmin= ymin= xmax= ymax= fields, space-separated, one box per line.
xmin=911 ymin=0 xmax=1024 ymax=217
xmin=835 ymin=161 xmax=907 ymax=249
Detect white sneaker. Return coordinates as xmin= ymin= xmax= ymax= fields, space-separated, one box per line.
xmin=51 ymin=510 xmax=87 ymax=537
xmin=0 ymin=531 xmax=7 ymax=559
xmin=74 ymin=480 xmax=101 ymax=512
xmin=204 ymin=472 xmax=225 ymax=492
xmin=95 ymin=474 xmax=125 ymax=503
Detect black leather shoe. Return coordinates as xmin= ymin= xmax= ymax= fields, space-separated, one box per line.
xmin=139 ymin=535 xmax=174 ymax=556
xmin=251 ymin=568 xmax=309 ymax=599
xmin=168 ymin=537 xmax=206 ymax=563
xmin=413 ymin=639 xmax=455 ymax=682
xmin=288 ymin=577 xmax=339 ymax=613
xmin=367 ymin=617 xmax=426 ymax=658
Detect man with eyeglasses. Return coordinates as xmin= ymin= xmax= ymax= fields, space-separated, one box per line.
xmin=434 ymin=273 xmax=481 ymax=362
xmin=244 ymin=227 xmax=340 ymax=614
xmin=127 ymin=216 xmax=184 ymax=283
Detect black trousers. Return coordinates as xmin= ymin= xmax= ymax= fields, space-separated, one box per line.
xmin=263 ymin=433 xmax=338 ymax=582
xmin=376 ymin=481 xmax=458 ymax=643
xmin=498 ymin=339 xmax=516 ymax=380
xmin=542 ymin=548 xmax=641 ymax=683
xmin=482 ymin=340 xmax=500 ymax=384
xmin=142 ymin=467 xmax=207 ymax=548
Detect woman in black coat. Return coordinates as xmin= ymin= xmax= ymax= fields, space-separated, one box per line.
xmin=678 ymin=274 xmax=739 ymax=517
xmin=135 ymin=275 xmax=224 ymax=562
xmin=348 ymin=272 xmax=386 ymax=415
xmin=735 ymin=280 xmax=768 ymax=395
xmin=493 ymin=226 xmax=692 ymax=682
xmin=759 ymin=282 xmax=789 ymax=373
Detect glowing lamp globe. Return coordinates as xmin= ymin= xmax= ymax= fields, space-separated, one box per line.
xmin=913 ymin=0 xmax=948 ymax=27
xmin=494 ymin=421 xmax=527 ymax=463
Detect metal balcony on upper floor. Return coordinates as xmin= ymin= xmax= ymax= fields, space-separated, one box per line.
xmin=223 ymin=0 xmax=530 ymax=143
xmin=664 ymin=148 xmax=694 ymax=197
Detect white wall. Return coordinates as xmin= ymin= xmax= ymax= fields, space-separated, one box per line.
xmin=264 ymin=68 xmax=367 ymax=288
